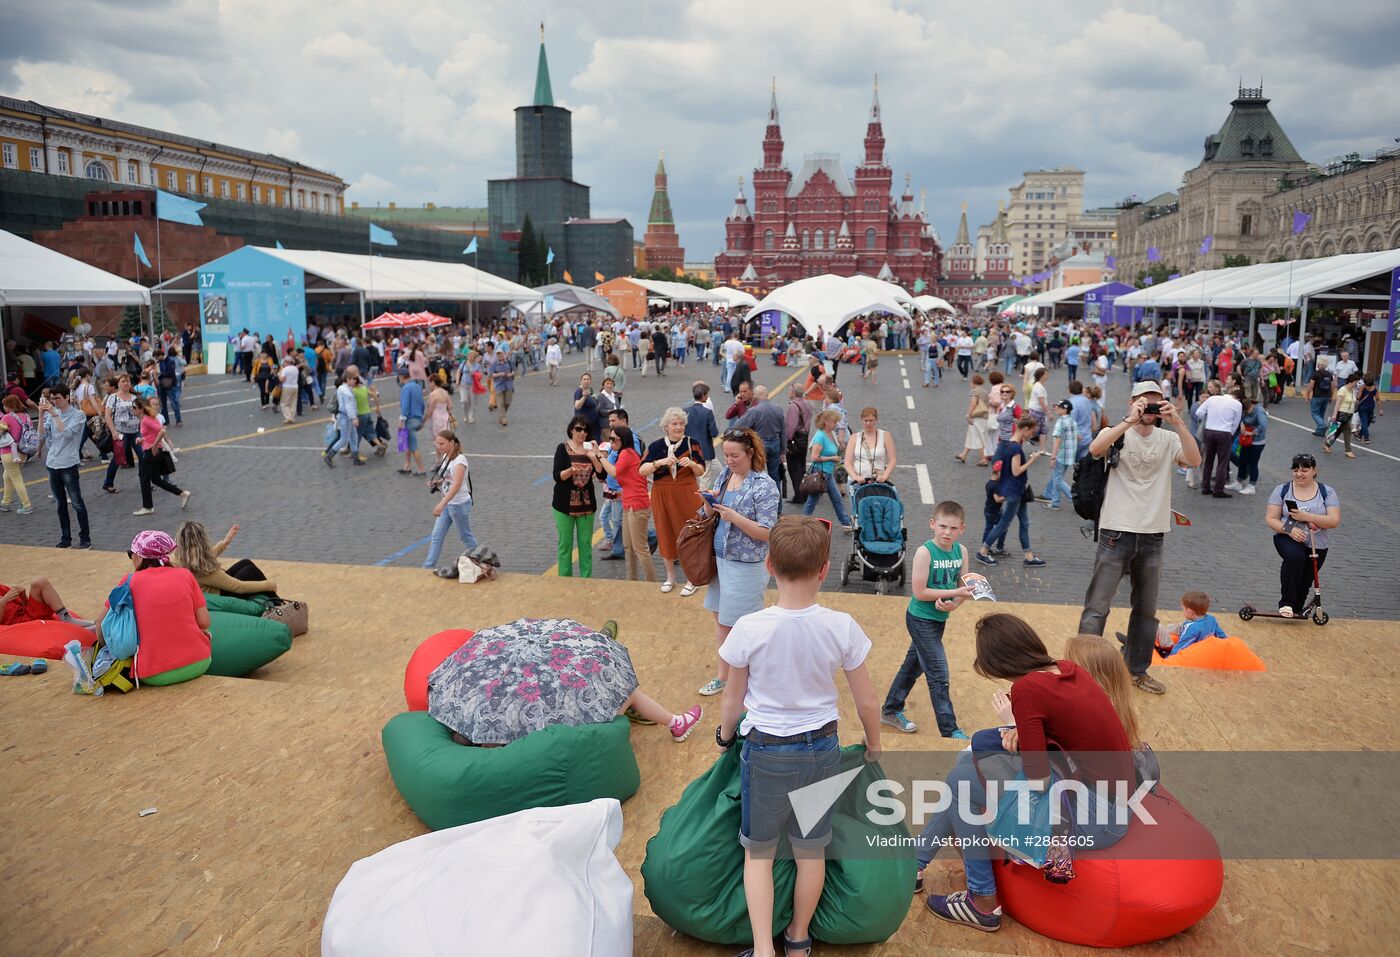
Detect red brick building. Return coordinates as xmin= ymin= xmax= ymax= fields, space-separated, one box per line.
xmin=641 ymin=152 xmax=684 ymax=273
xmin=715 ymin=81 xmax=941 ymax=294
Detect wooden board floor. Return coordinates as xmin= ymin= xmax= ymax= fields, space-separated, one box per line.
xmin=1 ymin=544 xmax=1396 ymax=956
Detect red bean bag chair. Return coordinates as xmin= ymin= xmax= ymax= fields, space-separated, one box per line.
xmin=994 ymin=788 xmax=1222 ymax=947
xmin=404 ymin=629 xmax=474 ymax=711
xmin=1158 ymin=635 xmax=1265 ymax=672
xmin=0 ymin=620 xmax=96 ymax=660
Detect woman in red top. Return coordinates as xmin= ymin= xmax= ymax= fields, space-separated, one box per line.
xmin=94 ymin=530 xmax=212 ymax=685
xmin=918 ymin=613 xmax=1134 ymax=933
xmin=597 ymin=425 xmax=656 ymax=582
xmin=131 ymin=396 xmax=190 ymax=516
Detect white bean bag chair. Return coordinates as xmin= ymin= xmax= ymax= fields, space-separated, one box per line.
xmin=322 ymin=798 xmax=632 ymax=957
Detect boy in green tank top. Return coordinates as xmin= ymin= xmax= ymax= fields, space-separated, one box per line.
xmin=881 ymin=500 xmax=973 ymax=738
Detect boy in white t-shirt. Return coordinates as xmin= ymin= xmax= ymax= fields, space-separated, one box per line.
xmin=544 ymin=336 xmax=562 ymax=386
xmin=717 ymin=516 xmax=882 ymax=957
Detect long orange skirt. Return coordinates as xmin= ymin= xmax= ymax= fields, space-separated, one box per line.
xmin=651 ymin=474 xmax=700 ymax=562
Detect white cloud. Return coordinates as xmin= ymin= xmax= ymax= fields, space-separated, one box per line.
xmin=4 ymin=0 xmax=1396 ymax=258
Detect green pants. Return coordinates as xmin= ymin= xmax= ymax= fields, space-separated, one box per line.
xmin=553 ymin=508 xmax=596 ymax=577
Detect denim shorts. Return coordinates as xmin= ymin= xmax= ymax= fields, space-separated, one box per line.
xmin=739 ymin=730 xmax=840 ymax=856
xmin=703 ymin=558 xmax=770 ymax=627
xmin=404 ymin=415 xmax=423 ymax=451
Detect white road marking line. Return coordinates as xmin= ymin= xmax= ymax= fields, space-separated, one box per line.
xmin=172 ymin=388 xmax=245 ymax=400
xmin=909 ymin=422 xmax=922 ymax=446
xmin=208 ymin=445 xmax=552 ymax=459
xmin=906 ymin=395 xmax=915 ymax=410
xmin=902 ymin=379 xmax=911 ymax=390
xmin=178 ymin=398 xmax=259 ymax=413
xmin=915 ymin=464 xmax=934 ymax=504
xmin=1268 ymin=412 xmax=1400 ymax=463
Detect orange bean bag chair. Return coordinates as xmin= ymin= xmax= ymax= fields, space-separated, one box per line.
xmin=1158 ymin=635 xmax=1265 ymax=672
xmin=0 ymin=619 xmax=96 ymax=660
xmin=994 ymin=788 xmax=1223 ymax=947
xmin=403 ymin=629 xmax=475 ymax=711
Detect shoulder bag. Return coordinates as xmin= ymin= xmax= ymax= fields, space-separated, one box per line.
xmin=676 ymin=512 xmax=719 ymax=586
xmin=799 ymin=467 xmax=826 ymax=498
xmin=261 ymin=597 xmax=309 ymax=637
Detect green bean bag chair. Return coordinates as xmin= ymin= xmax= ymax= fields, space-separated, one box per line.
xmin=381 ymin=712 xmax=640 ymax=831
xmin=641 ymin=744 xmax=914 ymax=947
xmin=205 ymin=610 xmax=291 ymax=677
xmin=203 ymin=594 xmax=271 ymax=617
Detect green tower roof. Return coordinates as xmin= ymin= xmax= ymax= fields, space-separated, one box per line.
xmin=533 ymin=25 xmax=554 ymax=107
xmin=648 ymin=152 xmax=673 ymax=225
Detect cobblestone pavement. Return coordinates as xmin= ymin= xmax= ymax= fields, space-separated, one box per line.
xmin=2 ymin=348 xmax=1396 ymax=620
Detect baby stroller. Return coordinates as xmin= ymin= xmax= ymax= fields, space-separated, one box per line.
xmin=840 ymin=481 xmax=907 ymax=596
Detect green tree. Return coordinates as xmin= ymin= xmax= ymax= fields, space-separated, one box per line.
xmin=1134 ymin=263 xmax=1177 ymax=288
xmin=117 ymin=304 xmax=174 ymax=339
xmin=1222 ymin=254 xmax=1253 ymax=268
xmin=518 ymin=216 xmax=548 ymax=286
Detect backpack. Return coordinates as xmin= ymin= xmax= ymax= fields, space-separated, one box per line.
xmin=101 ymin=578 xmax=141 ymax=660
xmin=1071 ymin=435 xmax=1124 ymax=526
xmin=1314 ymin=370 xmax=1334 ymax=396
xmin=15 ymin=414 xmax=39 ymax=457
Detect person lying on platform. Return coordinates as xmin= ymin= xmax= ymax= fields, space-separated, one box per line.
xmin=173 ymin=521 xmax=279 ymax=597
xmin=0 ymin=577 xmax=94 ymax=629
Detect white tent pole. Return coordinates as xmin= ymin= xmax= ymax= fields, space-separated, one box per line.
xmin=1248 ymin=308 xmax=1256 ymax=347
xmin=358 ymin=290 xmax=365 ymax=328
xmin=1295 ymin=297 xmax=1310 ymax=391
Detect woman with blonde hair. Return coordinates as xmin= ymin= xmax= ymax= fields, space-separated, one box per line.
xmin=174 ymin=520 xmax=278 ymax=596
xmin=803 ymin=409 xmax=853 ymax=529
xmin=424 ymin=429 xmax=477 ymax=571
xmin=1063 ymin=633 xmax=1144 ymax=747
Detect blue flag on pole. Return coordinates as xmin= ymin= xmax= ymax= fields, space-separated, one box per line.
xmin=912 ymin=278 xmax=926 ymax=293
xmin=1146 ymin=246 xmax=1160 ymax=262
xmin=133 ymin=232 xmax=152 ymax=268
xmin=369 ymin=223 xmax=397 ymax=246
xmin=1105 ymin=255 xmax=1117 ymax=270
xmin=463 ymin=237 xmax=478 ymax=255
xmin=1199 ymin=236 xmax=1213 ymax=254
xmin=275 ymin=240 xmax=285 ymax=250
xmin=1292 ymin=211 xmax=1311 ymax=234
xmin=1168 ymin=273 xmax=1181 ymax=280
xmin=546 ymin=246 xmax=555 ymax=265
xmin=156 ymin=189 xmax=206 ymax=226
xmin=1144 ymin=276 xmax=1155 ymax=286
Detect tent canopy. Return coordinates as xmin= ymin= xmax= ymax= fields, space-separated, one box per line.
xmin=0 ymin=229 xmax=150 ymax=308
xmin=1114 ymin=250 xmax=1400 ymax=311
xmin=511 ymin=282 xmax=620 ymax=320
xmin=849 ymin=274 xmax=913 ymax=304
xmin=971 ymin=293 xmax=1020 ymax=310
xmin=711 ymin=286 xmax=760 ymax=309
xmin=911 ymin=294 xmax=955 ymax=315
xmin=1012 ymin=282 xmax=1110 ymax=310
xmin=743 ymin=274 xmax=910 ymax=331
xmin=622 ymin=278 xmax=726 ymax=304
xmin=154 ymin=247 xmax=539 ymax=302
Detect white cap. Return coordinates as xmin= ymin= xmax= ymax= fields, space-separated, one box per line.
xmin=1130 ymin=380 xmax=1164 ymax=398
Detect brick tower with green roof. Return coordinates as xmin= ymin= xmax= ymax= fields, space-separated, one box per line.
xmin=643 ymin=151 xmax=684 ymax=273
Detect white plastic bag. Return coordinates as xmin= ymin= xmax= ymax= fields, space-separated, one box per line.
xmin=457 ymin=555 xmax=492 ymax=583
xmin=322 ymin=799 xmax=632 ymax=957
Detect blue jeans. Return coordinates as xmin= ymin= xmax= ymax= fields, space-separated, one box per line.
xmin=802 ymin=470 xmax=850 ymax=526
xmin=1358 ymin=407 xmax=1374 ymax=440
xmin=48 ymin=465 xmax=90 ymax=546
xmin=722 ymin=359 xmax=736 ymax=392
xmin=424 ymin=500 xmax=478 ymax=568
xmin=1042 ymin=460 xmax=1072 ymax=507
xmin=1309 ymin=397 xmax=1329 ymax=432
xmin=924 ymin=355 xmax=940 ymax=385
xmin=327 ymin=413 xmax=359 ymax=455
xmin=159 ymin=383 xmax=182 ymax=424
xmin=739 ymin=731 xmax=840 ymax=855
xmin=883 ymin=612 xmax=959 ymax=735
xmin=599 ymin=495 xmax=623 ymax=555
xmin=981 ymin=484 xmax=1007 ymax=550
xmin=984 ymin=494 xmax=1030 ymax=552
xmin=1237 ymin=443 xmax=1264 ymax=484
xmin=1079 ymin=530 xmax=1164 ymax=676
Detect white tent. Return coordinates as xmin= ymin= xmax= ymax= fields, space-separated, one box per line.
xmin=0 ymin=229 xmax=150 ymax=308
xmin=154 ymin=247 xmax=540 ymax=302
xmin=742 ymin=275 xmax=909 ymax=331
xmin=711 ymin=286 xmax=759 ymax=309
xmin=971 ymin=293 xmax=1020 ymax=310
xmin=849 ymin=274 xmax=913 ymax=304
xmin=623 ymin=278 xmax=727 ymax=304
xmin=911 ymin=294 xmax=955 ymax=315
xmin=1114 ymin=250 xmax=1400 ymax=310
xmin=1011 ymin=282 xmax=1109 ymax=311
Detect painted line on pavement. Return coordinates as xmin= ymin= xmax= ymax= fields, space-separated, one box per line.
xmin=1267 ymin=412 xmax=1400 ymax=464
xmin=915 ymin=464 xmax=935 ymax=505
xmin=905 ymin=395 xmax=915 ymax=410
xmin=909 ymin=422 xmax=922 ymax=446
xmin=208 ymin=445 xmax=551 ymax=459
xmin=374 ymin=534 xmax=433 ymax=567
xmin=77 ymin=417 xmax=324 ymax=475
xmin=177 ymin=398 xmax=259 ymax=413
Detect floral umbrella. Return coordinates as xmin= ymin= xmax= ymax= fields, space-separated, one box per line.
xmin=426 ymin=618 xmax=638 ymax=745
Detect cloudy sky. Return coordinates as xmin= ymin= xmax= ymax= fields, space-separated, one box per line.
xmin=5 ymin=0 xmax=1398 ymax=259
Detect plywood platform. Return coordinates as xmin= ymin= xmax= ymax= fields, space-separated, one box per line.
xmin=1 ymin=544 xmax=1395 ymax=956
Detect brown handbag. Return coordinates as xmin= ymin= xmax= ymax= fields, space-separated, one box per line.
xmin=262 ymin=598 xmax=309 ymax=637
xmin=676 ymin=512 xmax=719 ymax=586
xmin=799 ymin=468 xmax=826 ymax=497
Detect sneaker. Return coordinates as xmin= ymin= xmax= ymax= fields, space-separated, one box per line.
xmin=948 ymin=729 xmax=970 ymax=740
xmin=322 ymin=451 xmax=335 ymax=468
xmin=1042 ymin=502 xmax=1060 ymax=510
xmin=881 ymin=711 xmax=918 ymax=734
xmin=1224 ymin=480 xmax=1242 ymax=491
xmin=925 ymin=890 xmax=1002 ymax=933
xmin=1278 ymin=606 xmax=1294 ymax=618
xmin=697 ymin=677 xmax=726 ymax=696
xmin=179 ymin=490 xmax=192 ymax=510
xmin=1212 ymin=491 xmax=1233 ymax=499
xmin=1132 ymin=673 xmax=1167 ymax=695
xmin=57 ymin=610 xmax=95 ymax=629
xmin=670 ymin=705 xmax=703 ymax=742
xmin=992 ymin=548 xmax=1010 ymax=558
xmin=374 ymin=443 xmax=388 ymax=457
xmin=1345 ymin=452 xmax=1356 ymax=458
xmin=1023 ymin=557 xmax=1047 ymax=567
xmin=131 ymin=507 xmax=155 ymax=516
xmin=1239 ymin=484 xmax=1256 ymax=495
xmin=0 ymin=503 xmax=9 ymax=512
xmin=16 ymin=505 xmax=32 ymax=515
xmin=600 ymin=620 xmax=619 ymax=642
xmin=975 ymin=551 xmax=997 ymax=567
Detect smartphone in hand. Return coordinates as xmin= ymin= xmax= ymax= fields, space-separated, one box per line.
xmin=700 ymin=490 xmax=719 ymax=507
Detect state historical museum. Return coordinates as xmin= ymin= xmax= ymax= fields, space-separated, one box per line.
xmin=715 ymin=82 xmax=941 ymax=294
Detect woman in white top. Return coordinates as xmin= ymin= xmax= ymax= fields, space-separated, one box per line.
xmin=1028 ymin=366 xmax=1050 ymax=443
xmin=277 ymin=358 xmax=299 ymax=424
xmin=844 ymin=406 xmax=897 ymax=486
xmin=423 ymin=430 xmax=478 ymax=570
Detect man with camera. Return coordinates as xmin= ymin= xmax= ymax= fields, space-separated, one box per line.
xmin=1078 ymin=381 xmax=1200 ymax=695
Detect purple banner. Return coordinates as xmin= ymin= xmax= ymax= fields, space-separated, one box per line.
xmin=1385 ymin=266 xmax=1400 ymax=392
